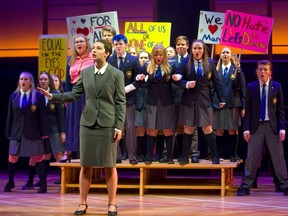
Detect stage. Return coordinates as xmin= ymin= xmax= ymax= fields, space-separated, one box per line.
xmin=0 ymin=170 xmax=288 ymax=215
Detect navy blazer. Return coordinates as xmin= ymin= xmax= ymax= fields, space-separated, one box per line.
xmin=169 ymin=54 xmax=191 ymax=64
xmin=6 ymin=91 xmax=49 ymax=141
xmin=108 ymin=52 xmax=143 ymax=107
xmin=144 ymin=61 xmax=178 ymax=106
xmin=46 ymin=90 xmax=66 ymax=134
xmin=212 ymin=64 xmax=246 ymax=109
xmin=244 ymin=80 xmax=286 ymax=134
xmin=175 ymin=57 xmax=225 ymax=108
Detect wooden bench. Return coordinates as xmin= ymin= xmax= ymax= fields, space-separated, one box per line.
xmin=50 ymin=159 xmax=241 ymax=196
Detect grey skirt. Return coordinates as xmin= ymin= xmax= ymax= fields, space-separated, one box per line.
xmin=44 ymin=133 xmax=65 ymax=154
xmin=145 ymin=101 xmax=175 ymax=130
xmin=9 ymin=136 xmax=44 ymax=157
xmin=179 ymin=103 xmax=213 ymax=127
xmin=80 ymin=124 xmax=116 ymax=167
xmin=135 ymin=108 xmax=146 ymax=127
xmin=213 ymin=107 xmax=241 ymax=130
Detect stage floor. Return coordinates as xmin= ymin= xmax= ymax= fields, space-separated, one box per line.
xmin=0 ymin=170 xmax=287 ymax=216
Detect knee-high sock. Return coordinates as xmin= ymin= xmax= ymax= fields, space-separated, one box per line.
xmin=146 ymin=135 xmax=156 ymax=159
xmin=204 ymin=133 xmax=218 ymax=159
xmin=181 ymin=133 xmax=192 ymax=160
xmin=8 ymin=162 xmax=17 ymax=183
xmin=165 ymin=135 xmax=174 ymax=160
xmin=27 ymin=165 xmax=36 ymax=184
xmin=137 ymin=135 xmax=147 ymax=157
xmin=215 ymin=135 xmax=222 ymax=158
xmin=36 ymin=160 xmax=47 ymax=190
xmin=176 ymin=134 xmax=183 ymax=158
xmin=156 ymin=135 xmax=164 ymax=159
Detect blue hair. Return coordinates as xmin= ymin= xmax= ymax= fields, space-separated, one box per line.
xmin=112 ymin=34 xmax=128 ymax=44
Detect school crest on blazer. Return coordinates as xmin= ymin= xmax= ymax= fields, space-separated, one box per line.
xmin=31 ymin=104 xmax=37 ymax=112
xmin=126 ymin=71 xmax=132 ymax=78
xmin=50 ymin=103 xmax=55 ymax=111
xmin=272 ymin=97 xmax=277 ymax=105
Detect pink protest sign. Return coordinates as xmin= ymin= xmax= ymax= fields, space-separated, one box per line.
xmin=220 ymin=10 xmax=274 ymax=53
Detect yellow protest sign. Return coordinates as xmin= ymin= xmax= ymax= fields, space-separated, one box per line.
xmin=38 ymin=34 xmax=67 ymax=81
xmin=124 ymin=22 xmax=171 ymax=53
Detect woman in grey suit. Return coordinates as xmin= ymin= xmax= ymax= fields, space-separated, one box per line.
xmin=38 ymin=39 xmax=126 ymax=216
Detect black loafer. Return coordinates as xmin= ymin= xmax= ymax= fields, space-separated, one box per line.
xmin=237 ymin=187 xmax=250 ymax=196
xmin=212 ymin=157 xmax=220 ymax=164
xmin=179 ymin=158 xmax=189 ymax=165
xmin=22 ymin=182 xmax=34 ymax=190
xmin=191 ymin=155 xmax=199 ymax=163
xmin=129 ymin=160 xmax=138 ymax=164
xmin=4 ymin=181 xmax=15 ymax=192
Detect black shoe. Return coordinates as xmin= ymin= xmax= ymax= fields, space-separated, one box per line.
xmin=191 ymin=155 xmax=199 ymax=163
xmin=138 ymin=155 xmax=144 ymax=162
xmin=33 ymin=181 xmax=41 ymax=188
xmin=212 ymin=157 xmax=220 ymax=164
xmin=37 ymin=185 xmax=47 ymax=193
xmin=129 ymin=160 xmax=138 ymax=164
xmin=251 ymin=182 xmax=257 ymax=188
xmin=275 ymin=183 xmax=283 ymax=192
xmin=237 ymin=187 xmax=250 ymax=196
xmin=167 ymin=159 xmax=174 ymax=164
xmin=179 ymin=158 xmax=189 ymax=165
xmin=159 ymin=158 xmax=167 ymax=163
xmin=116 ymin=159 xmax=122 ymax=164
xmin=283 ymin=188 xmax=288 ymax=196
xmin=60 ymin=154 xmax=72 ymax=163
xmin=74 ymin=204 xmax=88 ymax=215
xmin=54 ymin=180 xmax=61 ymax=185
xmin=144 ymin=156 xmax=152 ymax=165
xmin=22 ymin=182 xmax=34 ymax=190
xmin=230 ymin=155 xmax=237 ymax=162
xmin=108 ymin=204 xmax=118 ymax=216
xmin=4 ymin=181 xmax=15 ymax=192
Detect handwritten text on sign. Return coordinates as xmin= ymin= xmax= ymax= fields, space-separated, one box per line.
xmin=66 ymin=11 xmax=119 ymax=49
xmin=198 ymin=11 xmax=225 ymax=44
xmin=220 ymin=10 xmax=274 ymax=53
xmin=124 ymin=22 xmax=171 ymax=53
xmin=38 ymin=35 xmax=67 ymax=81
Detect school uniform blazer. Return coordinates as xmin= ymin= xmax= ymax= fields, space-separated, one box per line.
xmin=6 ymin=91 xmax=49 ymax=141
xmin=144 ymin=60 xmax=178 ymax=106
xmin=175 ymin=57 xmax=225 ymax=108
xmin=212 ymin=65 xmax=246 ymax=109
xmin=46 ymin=90 xmax=66 ymax=134
xmin=108 ymin=52 xmax=143 ymax=107
xmin=244 ymin=80 xmax=285 ymax=134
xmin=169 ymin=54 xmax=191 ymax=64
xmin=52 ymin=64 xmax=126 ymax=131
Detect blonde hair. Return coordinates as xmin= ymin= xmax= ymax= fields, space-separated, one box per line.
xmin=147 ymin=44 xmax=171 ymax=75
xmin=15 ymin=71 xmax=37 ymax=104
xmin=216 ymin=47 xmax=238 ymax=70
xmin=68 ymin=34 xmax=92 ymax=66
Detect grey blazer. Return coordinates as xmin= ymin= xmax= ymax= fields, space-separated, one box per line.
xmin=52 ymin=64 xmax=126 ymax=130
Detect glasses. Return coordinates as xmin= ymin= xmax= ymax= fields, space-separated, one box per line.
xmin=75 ymin=40 xmax=86 ymax=45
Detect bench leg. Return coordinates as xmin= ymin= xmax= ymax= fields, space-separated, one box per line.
xmin=60 ymin=167 xmax=66 ymax=194
xmin=139 ymin=168 xmax=144 ymax=196
xmin=221 ymin=168 xmax=225 ymax=196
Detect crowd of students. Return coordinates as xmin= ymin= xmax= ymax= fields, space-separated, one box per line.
xmin=4 ymin=26 xmax=288 ymax=216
